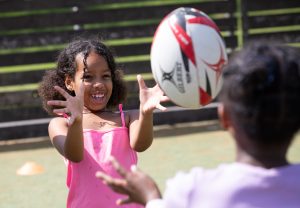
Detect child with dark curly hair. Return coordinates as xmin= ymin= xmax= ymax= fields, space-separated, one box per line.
xmin=96 ymin=41 xmax=300 ymax=208
xmin=38 ymin=38 xmax=169 ymax=208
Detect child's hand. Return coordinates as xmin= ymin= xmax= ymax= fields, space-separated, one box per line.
xmin=96 ymin=156 xmax=162 ymax=205
xmin=137 ymin=74 xmax=170 ymax=114
xmin=47 ymin=82 xmax=85 ymax=125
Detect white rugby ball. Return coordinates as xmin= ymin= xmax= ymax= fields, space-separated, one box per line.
xmin=151 ymin=7 xmax=228 ymax=108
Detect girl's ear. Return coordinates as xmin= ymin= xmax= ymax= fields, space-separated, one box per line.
xmin=65 ymin=76 xmax=74 ymax=91
xmin=218 ymin=103 xmax=230 ymax=129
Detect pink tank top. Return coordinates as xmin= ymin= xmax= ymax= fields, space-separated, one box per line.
xmin=65 ymin=105 xmax=142 ymax=208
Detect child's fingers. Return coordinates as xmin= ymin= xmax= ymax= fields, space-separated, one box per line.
xmin=53 ymin=108 xmax=69 ymax=115
xmin=109 ymin=156 xmax=128 ymax=177
xmin=160 ymin=95 xmax=170 ymax=102
xmin=130 ymin=164 xmax=138 ymax=172
xmin=96 ymin=171 xmax=114 ymax=184
xmin=47 ymin=100 xmax=67 ymax=107
xmin=137 ymin=74 xmax=147 ymax=90
xmin=117 ymin=197 xmax=132 ymax=205
xmin=54 ymin=86 xmax=71 ymax=99
xmin=96 ymin=171 xmax=127 ymax=189
xmin=156 ymin=104 xmax=167 ymax=111
xmin=153 ymin=84 xmax=169 ymax=102
xmin=154 ymin=83 xmax=164 ymax=93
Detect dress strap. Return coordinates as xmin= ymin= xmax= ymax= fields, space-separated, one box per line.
xmin=62 ymin=113 xmax=70 ymax=126
xmin=119 ymin=104 xmax=126 ymax=127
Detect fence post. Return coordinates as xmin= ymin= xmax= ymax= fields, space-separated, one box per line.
xmin=240 ymin=0 xmax=249 ymax=44
xmin=228 ymin=0 xmax=238 ymax=49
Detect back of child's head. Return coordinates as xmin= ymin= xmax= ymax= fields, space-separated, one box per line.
xmin=219 ymin=41 xmax=300 ymax=145
xmin=38 ymin=37 xmax=127 ymax=115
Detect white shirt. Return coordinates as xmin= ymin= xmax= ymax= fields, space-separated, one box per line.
xmin=146 ymin=163 xmax=300 ymax=208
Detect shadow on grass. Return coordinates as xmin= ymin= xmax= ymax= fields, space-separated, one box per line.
xmin=0 ymin=137 xmax=52 ymax=153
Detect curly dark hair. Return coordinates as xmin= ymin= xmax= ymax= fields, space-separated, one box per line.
xmin=219 ymin=41 xmax=300 ymax=144
xmin=38 ymin=37 xmax=127 ymax=115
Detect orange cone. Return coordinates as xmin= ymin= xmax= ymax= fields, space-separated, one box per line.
xmin=16 ymin=161 xmax=44 ymax=176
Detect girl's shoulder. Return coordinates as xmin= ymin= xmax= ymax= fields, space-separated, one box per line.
xmin=123 ymin=108 xmax=138 ymax=116
xmin=48 ymin=116 xmax=69 ymax=142
xmin=48 ymin=116 xmax=68 ymax=129
xmin=122 ymin=109 xmax=139 ymax=126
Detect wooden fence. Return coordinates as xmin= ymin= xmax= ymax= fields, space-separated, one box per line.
xmin=0 ymin=0 xmax=299 ymax=140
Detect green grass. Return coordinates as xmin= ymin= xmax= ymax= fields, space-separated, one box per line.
xmin=0 ymin=123 xmax=299 ymax=207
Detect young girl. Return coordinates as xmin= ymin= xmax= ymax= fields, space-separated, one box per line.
xmin=96 ymin=41 xmax=300 ymax=207
xmin=38 ymin=38 xmax=168 ymax=208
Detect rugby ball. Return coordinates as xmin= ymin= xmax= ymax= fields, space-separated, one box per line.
xmin=150 ymin=7 xmax=227 ymax=108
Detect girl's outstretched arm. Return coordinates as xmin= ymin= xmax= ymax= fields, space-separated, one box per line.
xmin=47 ymin=83 xmax=85 ymax=162
xmin=129 ymin=74 xmax=169 ymax=152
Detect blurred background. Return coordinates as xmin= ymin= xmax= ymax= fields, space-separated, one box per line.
xmin=1 ymin=0 xmax=299 ymax=140
xmin=0 ymin=0 xmax=300 ymax=207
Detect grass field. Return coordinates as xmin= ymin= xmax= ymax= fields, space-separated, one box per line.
xmin=0 ymin=121 xmax=299 ymax=208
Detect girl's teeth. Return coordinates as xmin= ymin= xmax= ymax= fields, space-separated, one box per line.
xmin=92 ymin=94 xmax=104 ymax=99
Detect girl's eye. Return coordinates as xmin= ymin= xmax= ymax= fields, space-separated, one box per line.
xmin=82 ymin=74 xmax=92 ymax=81
xmin=82 ymin=74 xmax=92 ymax=79
xmin=103 ymin=74 xmax=111 ymax=79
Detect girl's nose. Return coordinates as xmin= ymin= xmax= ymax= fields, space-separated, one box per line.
xmin=93 ymin=81 xmax=104 ymax=88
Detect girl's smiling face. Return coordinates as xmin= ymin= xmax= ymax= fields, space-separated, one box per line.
xmin=69 ymin=51 xmax=113 ymax=112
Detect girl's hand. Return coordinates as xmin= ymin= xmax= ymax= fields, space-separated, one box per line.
xmin=96 ymin=156 xmax=162 ymax=205
xmin=137 ymin=74 xmax=170 ymax=114
xmin=47 ymin=82 xmax=85 ymax=125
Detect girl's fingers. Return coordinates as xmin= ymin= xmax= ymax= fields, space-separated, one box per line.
xmin=96 ymin=171 xmax=114 ymax=182
xmin=53 ymin=108 xmax=69 ymax=115
xmin=153 ymin=83 xmax=164 ymax=92
xmin=47 ymin=100 xmax=67 ymax=107
xmin=130 ymin=164 xmax=138 ymax=172
xmin=109 ymin=156 xmax=128 ymax=177
xmin=96 ymin=171 xmax=126 ymax=188
xmin=96 ymin=171 xmax=114 ymax=185
xmin=117 ymin=197 xmax=132 ymax=205
xmin=160 ymin=95 xmax=170 ymax=102
xmin=137 ymin=74 xmax=147 ymax=90
xmin=156 ymin=104 xmax=167 ymax=111
xmin=54 ymin=86 xmax=71 ymax=99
